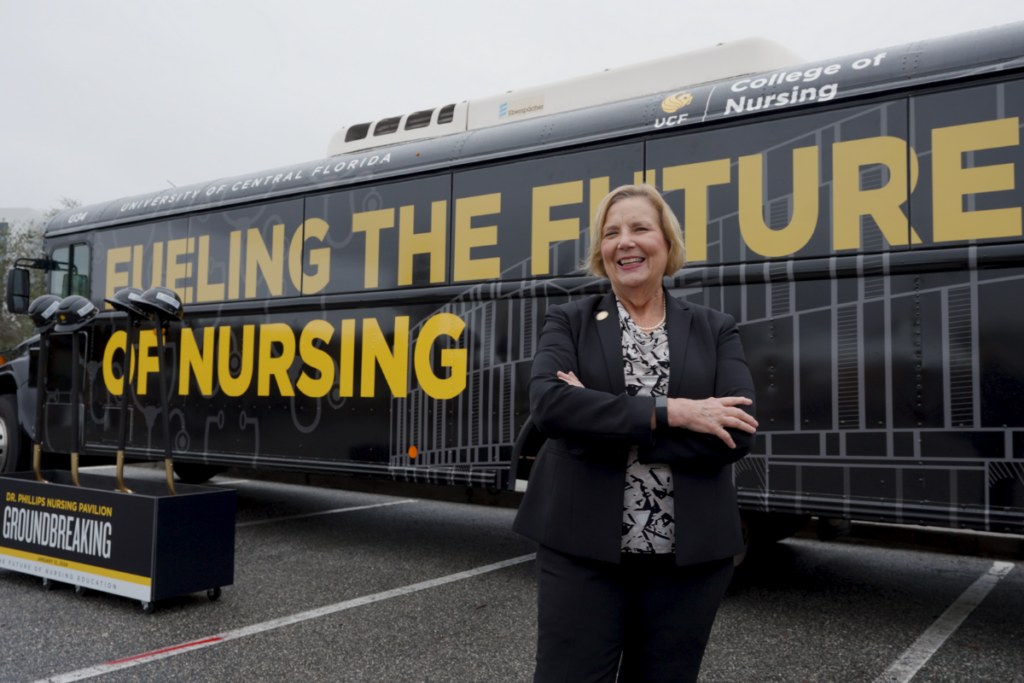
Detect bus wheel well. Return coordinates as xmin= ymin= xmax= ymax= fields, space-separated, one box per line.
xmin=511 ymin=417 xmax=547 ymax=482
xmin=173 ymin=461 xmax=228 ymax=485
xmin=743 ymin=511 xmax=811 ymax=547
xmin=0 ymin=375 xmax=17 ymax=395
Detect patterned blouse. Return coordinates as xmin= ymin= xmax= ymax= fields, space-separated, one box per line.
xmin=617 ymin=300 xmax=675 ymax=554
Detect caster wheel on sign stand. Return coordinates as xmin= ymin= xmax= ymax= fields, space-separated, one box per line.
xmin=141 ymin=601 xmax=156 ymax=614
xmin=207 ymin=587 xmax=221 ymax=601
xmin=74 ymin=585 xmax=88 ymax=597
xmin=41 ymin=578 xmax=56 ymax=591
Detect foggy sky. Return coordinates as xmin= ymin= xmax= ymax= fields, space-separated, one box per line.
xmin=3 ymin=0 xmax=1023 ymax=213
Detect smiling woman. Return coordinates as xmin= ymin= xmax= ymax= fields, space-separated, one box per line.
xmin=590 ymin=185 xmax=685 ymax=330
xmin=513 ymin=184 xmax=758 ymax=682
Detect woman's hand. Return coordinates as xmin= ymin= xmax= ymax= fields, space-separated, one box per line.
xmin=667 ymin=397 xmax=757 ymax=449
xmin=556 ymin=371 xmax=585 ymax=388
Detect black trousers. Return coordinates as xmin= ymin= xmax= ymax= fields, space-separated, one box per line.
xmin=533 ymin=544 xmax=734 ymax=683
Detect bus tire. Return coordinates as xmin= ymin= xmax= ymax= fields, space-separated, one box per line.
xmin=734 ymin=511 xmax=811 ymax=568
xmin=173 ymin=462 xmax=227 ymax=485
xmin=747 ymin=511 xmax=811 ymax=546
xmin=0 ymin=394 xmax=27 ymax=474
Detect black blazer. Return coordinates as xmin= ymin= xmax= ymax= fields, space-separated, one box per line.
xmin=512 ymin=291 xmax=756 ymax=566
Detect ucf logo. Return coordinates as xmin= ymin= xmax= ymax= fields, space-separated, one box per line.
xmin=661 ymin=92 xmax=693 ymax=113
xmin=655 ymin=92 xmax=693 ymax=129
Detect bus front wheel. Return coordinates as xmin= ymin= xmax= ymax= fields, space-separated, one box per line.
xmin=0 ymin=394 xmax=27 ymax=474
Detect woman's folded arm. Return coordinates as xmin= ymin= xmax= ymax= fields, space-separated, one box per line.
xmin=529 ymin=306 xmax=654 ymax=442
xmin=639 ymin=319 xmax=757 ymax=466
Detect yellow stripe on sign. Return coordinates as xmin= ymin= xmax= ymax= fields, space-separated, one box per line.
xmin=0 ymin=546 xmax=151 ymax=586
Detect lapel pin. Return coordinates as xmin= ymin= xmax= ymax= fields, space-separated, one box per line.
xmin=596 ymin=311 xmax=609 ymax=321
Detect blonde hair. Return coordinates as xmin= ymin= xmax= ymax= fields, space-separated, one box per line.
xmin=586 ymin=184 xmax=686 ymax=278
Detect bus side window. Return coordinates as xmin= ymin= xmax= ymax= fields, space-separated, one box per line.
xmin=48 ymin=243 xmax=90 ymax=297
xmin=69 ymin=243 xmax=90 ymax=297
xmin=50 ymin=246 xmax=70 ymax=296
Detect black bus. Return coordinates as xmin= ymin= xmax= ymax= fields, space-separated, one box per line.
xmin=3 ymin=23 xmax=1024 ymax=548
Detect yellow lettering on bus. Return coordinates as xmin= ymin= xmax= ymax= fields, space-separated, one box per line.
xmin=833 ymin=136 xmax=921 ymax=250
xmin=288 ymin=218 xmax=331 ymax=294
xmin=297 ymin=320 xmax=335 ymax=398
xmin=218 ymin=325 xmax=254 ymax=397
xmin=105 ymin=247 xmax=131 ymax=309
xmin=196 ymin=235 xmax=225 ymax=302
xmin=228 ymin=230 xmax=242 ymax=300
xmin=361 ymin=316 xmax=408 ymax=398
xmin=352 ymin=209 xmax=395 ymax=289
xmin=414 ymin=313 xmax=467 ymax=400
xmin=166 ymin=237 xmax=194 ymax=303
xmin=136 ymin=330 xmax=161 ymax=395
xmin=245 ymin=224 xmax=286 ymax=298
xmin=739 ymin=146 xmax=819 ymax=258
xmin=257 ymin=323 xmax=296 ymax=397
xmin=933 ymin=118 xmax=1021 ymax=242
xmin=179 ymin=327 xmax=215 ymax=396
xmin=633 ymin=170 xmax=657 ymax=186
xmin=101 ymin=331 xmax=135 ymax=395
xmin=150 ymin=242 xmax=164 ymax=288
xmin=531 ymin=181 xmax=583 ymax=276
xmin=589 ymin=177 xmax=610 ymax=228
xmin=453 ymin=193 xmax=501 ymax=281
xmin=339 ymin=319 xmax=356 ymax=397
xmin=131 ymin=244 xmax=144 ymax=290
xmin=398 ymin=202 xmax=447 ymax=286
xmin=662 ymin=159 xmax=732 ymax=263
xmin=102 ymin=315 xmax=470 ymax=399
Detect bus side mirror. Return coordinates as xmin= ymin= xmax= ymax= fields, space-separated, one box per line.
xmin=5 ymin=268 xmax=31 ymax=314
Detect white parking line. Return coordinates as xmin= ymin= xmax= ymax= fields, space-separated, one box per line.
xmin=874 ymin=561 xmax=1015 ymax=683
xmin=236 ymin=499 xmax=417 ymax=527
xmin=31 ymin=553 xmax=536 ymax=683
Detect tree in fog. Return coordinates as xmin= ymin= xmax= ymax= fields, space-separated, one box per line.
xmin=0 ymin=198 xmax=80 ymax=350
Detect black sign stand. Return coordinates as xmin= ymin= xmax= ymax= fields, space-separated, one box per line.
xmin=1 ymin=471 xmax=235 ymax=612
xmin=1 ymin=291 xmax=235 ymax=613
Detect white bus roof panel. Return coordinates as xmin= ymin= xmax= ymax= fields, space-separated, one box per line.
xmin=327 ymin=37 xmax=803 ymax=157
xmin=467 ymin=37 xmax=803 ymax=130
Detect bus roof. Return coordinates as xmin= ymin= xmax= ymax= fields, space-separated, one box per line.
xmin=325 ymin=37 xmax=805 ymax=156
xmin=47 ymin=22 xmax=1024 ymax=237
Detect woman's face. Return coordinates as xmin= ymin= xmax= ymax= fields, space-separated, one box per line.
xmin=600 ymin=197 xmax=668 ymax=298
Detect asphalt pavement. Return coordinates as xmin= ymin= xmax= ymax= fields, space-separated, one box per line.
xmin=1 ymin=466 xmax=1021 ymax=683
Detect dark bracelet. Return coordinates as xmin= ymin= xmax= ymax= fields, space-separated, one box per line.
xmin=655 ymin=396 xmax=668 ymax=427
